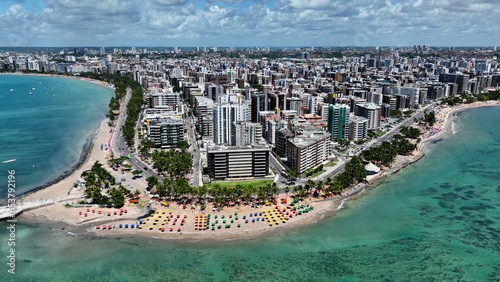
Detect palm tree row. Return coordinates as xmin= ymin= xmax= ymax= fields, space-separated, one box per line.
xmin=146 ymin=176 xmax=280 ymax=208
xmin=151 ymin=149 xmax=192 ymax=180
xmin=362 ymin=135 xmax=416 ymax=166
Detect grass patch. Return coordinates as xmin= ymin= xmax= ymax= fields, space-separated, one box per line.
xmin=137 ymin=198 xmax=150 ymax=208
xmin=309 ymin=169 xmax=326 ymax=178
xmin=325 ymin=162 xmax=337 ymax=167
xmin=204 ymin=179 xmax=273 ymax=189
xmin=377 ymin=131 xmax=386 ymax=137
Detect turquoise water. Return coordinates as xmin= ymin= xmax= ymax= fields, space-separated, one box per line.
xmin=1 ymin=106 xmax=500 ymax=280
xmin=0 ymin=75 xmax=113 ymax=199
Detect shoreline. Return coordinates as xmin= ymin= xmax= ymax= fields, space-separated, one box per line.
xmin=0 ymin=72 xmax=116 ymax=201
xmin=16 ymin=124 xmax=100 ymax=199
xmin=13 ymin=100 xmax=500 ymax=241
xmin=18 ymin=118 xmax=112 ymax=204
xmin=0 ymin=71 xmax=116 ymax=91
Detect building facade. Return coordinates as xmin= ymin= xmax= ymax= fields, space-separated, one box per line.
xmin=349 ymin=116 xmax=368 ymax=141
xmin=327 ymin=104 xmax=350 ymax=141
xmin=354 ymin=103 xmax=381 ymax=130
xmin=147 ymin=117 xmax=184 ymax=149
xmin=286 ymin=131 xmax=331 ymax=174
xmin=207 ymin=145 xmax=270 ymax=179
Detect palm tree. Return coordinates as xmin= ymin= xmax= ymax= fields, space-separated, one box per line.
xmin=146 ymin=176 xmax=159 ymax=190
xmin=133 ymin=189 xmax=140 ymax=197
xmin=315 ymin=180 xmax=323 ymax=194
xmin=271 ymin=183 xmax=279 ymax=199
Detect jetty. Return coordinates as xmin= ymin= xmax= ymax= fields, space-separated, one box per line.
xmin=0 ymin=194 xmax=82 ymax=220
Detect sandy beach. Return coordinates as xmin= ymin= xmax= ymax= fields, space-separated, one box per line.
xmin=14 ymin=99 xmax=500 ymax=240
xmin=0 ymin=72 xmax=116 ymax=90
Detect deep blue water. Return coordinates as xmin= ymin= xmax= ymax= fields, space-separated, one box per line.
xmin=0 ymin=75 xmax=113 ymax=200
xmin=0 ymin=103 xmax=499 ymax=280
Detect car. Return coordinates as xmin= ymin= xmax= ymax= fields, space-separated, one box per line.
xmin=143 ymin=167 xmax=148 ymax=170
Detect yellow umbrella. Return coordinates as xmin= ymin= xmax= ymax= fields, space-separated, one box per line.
xmin=139 ymin=225 xmax=142 ymax=229
xmin=149 ymin=226 xmax=153 ymax=230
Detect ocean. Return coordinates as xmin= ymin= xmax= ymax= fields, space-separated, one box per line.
xmin=1 ymin=89 xmax=500 ymax=279
xmin=0 ymin=74 xmax=114 ymax=200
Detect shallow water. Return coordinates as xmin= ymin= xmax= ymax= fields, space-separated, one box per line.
xmin=1 ymin=105 xmax=499 ymax=280
xmin=0 ymin=75 xmax=113 ymax=199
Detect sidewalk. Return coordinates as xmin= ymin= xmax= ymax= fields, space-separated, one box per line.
xmin=311 ymin=159 xmax=346 ymax=181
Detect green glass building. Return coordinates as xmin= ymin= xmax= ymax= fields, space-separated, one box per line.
xmin=327 ymin=104 xmax=350 ymax=141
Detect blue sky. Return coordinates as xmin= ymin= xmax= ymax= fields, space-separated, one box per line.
xmin=0 ymin=0 xmax=498 ymax=47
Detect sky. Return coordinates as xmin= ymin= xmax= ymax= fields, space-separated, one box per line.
xmin=0 ymin=0 xmax=498 ymax=47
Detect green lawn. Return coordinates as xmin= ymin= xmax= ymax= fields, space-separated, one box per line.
xmin=309 ymin=169 xmax=326 ymax=178
xmin=326 ymin=162 xmax=337 ymax=167
xmin=204 ymin=179 xmax=274 ymax=189
xmin=377 ymin=131 xmax=386 ymax=137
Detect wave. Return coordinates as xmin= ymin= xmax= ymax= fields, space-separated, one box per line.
xmin=451 ymin=121 xmax=457 ymax=134
xmin=337 ymin=199 xmax=346 ymax=210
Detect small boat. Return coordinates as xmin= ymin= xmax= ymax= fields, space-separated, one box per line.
xmin=29 ymin=92 xmax=32 ymax=95
xmin=2 ymin=159 xmax=16 ymax=164
xmin=10 ymin=89 xmax=13 ymax=92
xmin=32 ymin=88 xmax=35 ymax=90
xmin=53 ymin=95 xmax=55 ymax=97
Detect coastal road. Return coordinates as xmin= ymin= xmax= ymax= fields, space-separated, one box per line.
xmin=109 ymin=88 xmax=131 ymax=160
xmin=184 ymin=111 xmax=202 ymax=187
xmin=109 ymin=88 xmax=164 ymax=187
xmin=298 ymin=102 xmax=437 ymax=185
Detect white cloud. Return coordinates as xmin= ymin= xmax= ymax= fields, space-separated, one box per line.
xmin=0 ymin=0 xmax=498 ymax=46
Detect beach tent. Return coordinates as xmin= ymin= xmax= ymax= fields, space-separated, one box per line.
xmin=365 ymin=162 xmax=381 ymax=175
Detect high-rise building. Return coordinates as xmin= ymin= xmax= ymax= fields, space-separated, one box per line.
xmin=275 ymin=128 xmax=294 ymax=158
xmin=151 ymin=92 xmax=181 ymax=110
xmin=349 ymin=116 xmax=368 ymax=141
xmin=286 ymin=97 xmax=302 ymax=116
xmin=147 ymin=117 xmax=184 ymax=149
xmin=207 ymin=145 xmax=270 ymax=179
xmin=355 ymin=103 xmax=381 ymax=130
xmin=327 ymin=104 xmax=350 ymax=141
xmin=213 ymin=102 xmax=249 ymax=145
xmin=439 ymin=73 xmax=470 ymax=94
xmin=251 ymin=94 xmax=268 ymax=123
xmin=308 ymin=96 xmax=323 ymax=114
xmin=286 ymin=131 xmax=331 ymax=174
xmin=232 ymin=122 xmax=262 ymax=146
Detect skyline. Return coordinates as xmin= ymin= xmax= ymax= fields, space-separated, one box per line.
xmin=0 ymin=0 xmax=498 ymax=48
